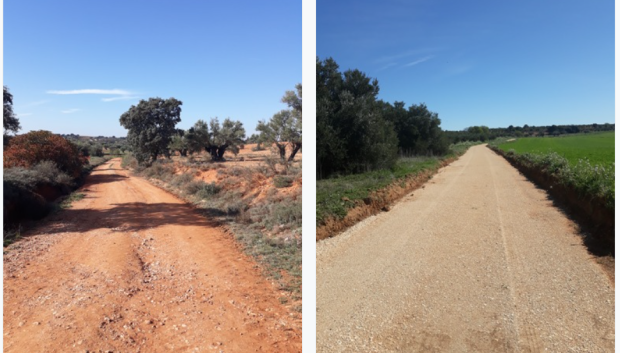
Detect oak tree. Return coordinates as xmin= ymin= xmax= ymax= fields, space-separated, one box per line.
xmin=119 ymin=97 xmax=182 ymax=166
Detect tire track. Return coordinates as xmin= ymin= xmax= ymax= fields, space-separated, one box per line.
xmin=486 ymin=151 xmax=543 ymax=353
xmin=4 ymin=158 xmax=302 ymax=352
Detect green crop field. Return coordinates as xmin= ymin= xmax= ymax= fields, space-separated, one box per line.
xmin=498 ymin=132 xmax=614 ymax=166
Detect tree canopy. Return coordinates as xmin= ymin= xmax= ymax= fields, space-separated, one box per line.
xmin=209 ymin=118 xmax=246 ymax=161
xmin=4 ymin=86 xmax=21 ymax=142
xmin=257 ymin=83 xmax=303 ymax=161
xmin=317 ymin=57 xmax=448 ymax=179
xmin=182 ymin=118 xmax=246 ymax=161
xmin=119 ymin=97 xmax=182 ymax=166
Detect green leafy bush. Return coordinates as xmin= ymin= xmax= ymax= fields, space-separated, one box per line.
xmin=492 ymin=147 xmax=614 ymax=209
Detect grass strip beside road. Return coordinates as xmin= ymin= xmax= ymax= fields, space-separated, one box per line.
xmin=317 ymin=157 xmax=440 ymax=226
xmin=317 ymin=141 xmax=479 ymax=227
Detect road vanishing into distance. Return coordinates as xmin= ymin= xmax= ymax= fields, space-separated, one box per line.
xmin=317 ymin=145 xmax=614 ymax=352
xmin=4 ymin=158 xmax=301 ymax=352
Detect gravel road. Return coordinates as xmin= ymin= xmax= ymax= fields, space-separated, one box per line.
xmin=317 ymin=145 xmax=614 ymax=352
xmin=4 ymin=158 xmax=301 ymax=352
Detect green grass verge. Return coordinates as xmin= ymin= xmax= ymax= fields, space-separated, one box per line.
xmin=316 ymin=156 xmax=441 ymax=225
xmin=496 ymin=132 xmax=614 ymax=166
xmin=316 ymin=141 xmax=480 ymax=226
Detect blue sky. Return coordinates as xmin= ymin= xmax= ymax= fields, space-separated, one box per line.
xmin=5 ymin=0 xmax=301 ymax=137
xmin=317 ymin=0 xmax=614 ymax=131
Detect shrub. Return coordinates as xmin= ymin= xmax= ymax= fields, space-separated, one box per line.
xmin=121 ymin=153 xmax=138 ymax=169
xmin=170 ymin=173 xmax=194 ymax=188
xmin=273 ymin=175 xmax=294 ymax=188
xmin=4 ymin=131 xmax=88 ymax=177
xmin=4 ymin=161 xmax=73 ymax=190
xmin=141 ymin=161 xmax=175 ymax=181
xmin=196 ymin=182 xmax=221 ymax=198
xmin=491 ymin=146 xmax=614 ymax=209
xmin=263 ymin=200 xmax=302 ymax=229
xmin=89 ymin=144 xmax=104 ymax=157
xmin=183 ymin=180 xmax=221 ymax=197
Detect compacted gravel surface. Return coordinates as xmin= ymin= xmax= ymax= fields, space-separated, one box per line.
xmin=4 ymin=159 xmax=301 ymax=352
xmin=317 ymin=145 xmax=614 ymax=352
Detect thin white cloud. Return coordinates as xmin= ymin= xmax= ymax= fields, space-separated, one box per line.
xmin=375 ymin=48 xmax=440 ymax=64
xmin=403 ymin=55 xmax=434 ymax=67
xmin=438 ymin=64 xmax=474 ymax=79
xmin=47 ymin=89 xmax=132 ymax=95
xmin=25 ymin=99 xmax=51 ymax=107
xmin=378 ymin=62 xmax=398 ymax=71
xmin=101 ymin=95 xmax=140 ymax=102
xmin=61 ymin=108 xmax=80 ymax=114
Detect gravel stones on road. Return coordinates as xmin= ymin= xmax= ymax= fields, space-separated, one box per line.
xmin=317 ymin=145 xmax=614 ymax=352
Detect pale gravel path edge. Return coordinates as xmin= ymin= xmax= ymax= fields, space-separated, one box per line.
xmin=316 ymin=145 xmax=614 ymax=353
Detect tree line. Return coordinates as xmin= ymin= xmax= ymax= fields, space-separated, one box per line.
xmin=121 ymin=84 xmax=301 ymax=166
xmin=317 ymin=57 xmax=448 ymax=179
xmin=446 ymin=123 xmax=615 ymax=144
xmin=3 ymin=83 xmax=301 ymax=172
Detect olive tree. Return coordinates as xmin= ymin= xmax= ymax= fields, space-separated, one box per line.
xmin=257 ymin=84 xmax=302 ymax=161
xmin=186 ymin=118 xmax=246 ymax=161
xmin=209 ymin=118 xmax=246 ymax=161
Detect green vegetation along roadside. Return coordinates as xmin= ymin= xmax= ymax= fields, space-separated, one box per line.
xmin=490 ymin=133 xmax=614 ymax=209
xmin=3 ymin=153 xmax=114 ymax=247
xmin=489 ymin=134 xmax=614 ymax=254
xmin=316 ymin=141 xmax=479 ymax=240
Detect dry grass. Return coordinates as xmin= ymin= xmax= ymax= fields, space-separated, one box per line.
xmin=126 ymin=148 xmax=302 ymax=294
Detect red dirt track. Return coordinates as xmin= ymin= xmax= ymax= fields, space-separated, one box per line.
xmin=3 ymin=158 xmax=301 ymax=352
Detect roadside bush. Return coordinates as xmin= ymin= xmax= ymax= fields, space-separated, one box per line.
xmin=121 ymin=153 xmax=139 ymax=169
xmin=4 ymin=161 xmax=76 ymax=226
xmin=141 ymin=161 xmax=174 ymax=181
xmin=273 ymin=175 xmax=294 ymax=188
xmin=491 ymin=147 xmax=614 ymax=209
xmin=170 ymin=173 xmax=194 ymax=188
xmin=183 ymin=180 xmax=221 ymax=197
xmin=263 ymin=199 xmax=302 ymax=229
xmin=89 ymin=144 xmax=104 ymax=157
xmin=449 ymin=141 xmax=480 ymax=156
xmin=195 ymin=182 xmax=221 ymax=199
xmin=4 ymin=161 xmax=73 ymax=190
xmin=4 ymin=130 xmax=88 ymax=177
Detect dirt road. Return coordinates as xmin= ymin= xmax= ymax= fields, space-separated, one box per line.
xmin=317 ymin=145 xmax=614 ymax=352
xmin=4 ymin=159 xmax=301 ymax=352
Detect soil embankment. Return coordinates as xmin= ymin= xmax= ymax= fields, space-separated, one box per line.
xmin=489 ymin=145 xmax=614 ymax=256
xmin=317 ymin=145 xmax=614 ymax=352
xmin=316 ymin=157 xmax=457 ymax=241
xmin=4 ymin=158 xmax=301 ymax=352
